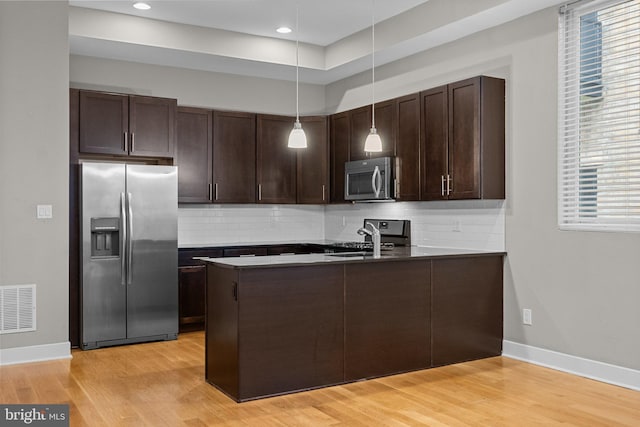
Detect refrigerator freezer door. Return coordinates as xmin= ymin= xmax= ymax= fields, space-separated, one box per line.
xmin=125 ymin=165 xmax=178 ymax=339
xmin=81 ymin=163 xmax=127 ymax=346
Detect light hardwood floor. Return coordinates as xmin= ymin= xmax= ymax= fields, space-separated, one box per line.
xmin=1 ymin=331 xmax=639 ymax=426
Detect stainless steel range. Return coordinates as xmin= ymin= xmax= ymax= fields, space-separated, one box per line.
xmin=330 ymin=241 xmax=396 ymax=251
xmin=361 ymin=218 xmax=411 ymax=246
xmin=328 ymin=219 xmax=411 ymax=252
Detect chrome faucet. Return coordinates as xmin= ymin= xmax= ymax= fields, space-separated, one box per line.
xmin=357 ymin=222 xmax=381 ymax=258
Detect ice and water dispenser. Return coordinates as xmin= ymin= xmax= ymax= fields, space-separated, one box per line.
xmin=90 ymin=217 xmax=120 ymax=258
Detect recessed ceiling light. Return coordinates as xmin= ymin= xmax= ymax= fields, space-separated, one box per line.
xmin=133 ymin=2 xmax=151 ymax=10
xmin=276 ymin=27 xmax=292 ymax=34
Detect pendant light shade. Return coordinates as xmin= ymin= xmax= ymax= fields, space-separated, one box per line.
xmin=288 ymin=6 xmax=307 ymax=148
xmin=364 ymin=1 xmax=382 ymax=153
xmin=288 ymin=120 xmax=307 ymax=148
xmin=364 ymin=127 xmax=383 ymax=152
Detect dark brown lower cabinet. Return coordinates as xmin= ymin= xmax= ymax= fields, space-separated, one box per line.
xmin=178 ymin=248 xmax=223 ymax=333
xmin=206 ymin=264 xmax=344 ymax=401
xmin=205 ymin=255 xmax=503 ymax=402
xmin=178 ymin=266 xmax=206 ymax=332
xmin=345 ymin=261 xmax=430 ymax=380
xmin=431 ymin=256 xmax=503 ymax=366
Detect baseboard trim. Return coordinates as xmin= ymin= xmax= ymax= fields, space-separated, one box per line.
xmin=0 ymin=341 xmax=72 ymax=366
xmin=503 ymin=340 xmax=640 ymax=391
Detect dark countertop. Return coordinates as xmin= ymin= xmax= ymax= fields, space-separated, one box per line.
xmin=178 ymin=240 xmax=336 ymax=249
xmin=199 ymin=246 xmax=506 ymax=269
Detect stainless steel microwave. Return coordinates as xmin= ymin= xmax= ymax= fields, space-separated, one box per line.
xmin=344 ymin=157 xmax=394 ymax=201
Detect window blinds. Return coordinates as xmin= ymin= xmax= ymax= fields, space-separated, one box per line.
xmin=558 ymin=0 xmax=640 ymax=232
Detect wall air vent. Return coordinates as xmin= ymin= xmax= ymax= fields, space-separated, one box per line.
xmin=0 ymin=284 xmax=36 ymax=334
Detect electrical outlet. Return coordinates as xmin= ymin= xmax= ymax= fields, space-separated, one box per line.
xmin=523 ymin=308 xmax=532 ymax=325
xmin=453 ymin=220 xmax=462 ymax=232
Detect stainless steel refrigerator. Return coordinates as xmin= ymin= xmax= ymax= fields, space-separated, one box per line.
xmin=80 ymin=162 xmax=178 ymax=350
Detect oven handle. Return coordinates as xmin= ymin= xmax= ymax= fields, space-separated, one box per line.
xmin=372 ymin=166 xmax=382 ymax=198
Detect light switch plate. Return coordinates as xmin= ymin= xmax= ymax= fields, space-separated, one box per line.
xmin=36 ymin=204 xmax=53 ymax=219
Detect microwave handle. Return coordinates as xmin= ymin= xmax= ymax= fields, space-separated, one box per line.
xmin=372 ymin=166 xmax=382 ymax=198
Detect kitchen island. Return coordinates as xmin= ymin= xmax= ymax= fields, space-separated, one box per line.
xmin=203 ymin=248 xmax=504 ymax=402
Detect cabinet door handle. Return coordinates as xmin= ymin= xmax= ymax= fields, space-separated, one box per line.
xmin=232 ymin=282 xmax=238 ymax=301
xmin=208 ymin=184 xmax=213 ymax=201
xmin=322 ymin=184 xmax=326 ymax=201
xmin=441 ymin=175 xmax=446 ymax=197
xmin=215 ymin=183 xmax=218 ymax=201
xmin=124 ymin=132 xmax=128 ymax=152
xmin=447 ymin=175 xmax=453 ymax=195
xmin=130 ymin=133 xmax=135 ymax=153
xmin=258 ymin=184 xmax=262 ymax=201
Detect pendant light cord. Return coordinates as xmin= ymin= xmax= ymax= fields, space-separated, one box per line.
xmin=371 ymin=0 xmax=376 ymax=129
xmin=295 ymin=5 xmax=300 ymax=122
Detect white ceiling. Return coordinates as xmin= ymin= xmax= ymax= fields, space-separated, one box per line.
xmin=68 ymin=0 xmax=566 ymax=85
xmin=68 ymin=0 xmax=430 ymax=46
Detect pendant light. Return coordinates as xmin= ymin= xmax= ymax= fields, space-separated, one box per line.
xmin=364 ymin=1 xmax=382 ymax=153
xmin=288 ymin=5 xmax=307 ymax=148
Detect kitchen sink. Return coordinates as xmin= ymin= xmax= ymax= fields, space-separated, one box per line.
xmin=326 ymin=252 xmax=368 ymax=258
xmin=326 ymin=251 xmax=396 ymax=258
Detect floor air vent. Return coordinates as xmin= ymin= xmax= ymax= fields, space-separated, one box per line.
xmin=0 ymin=284 xmax=36 ymax=334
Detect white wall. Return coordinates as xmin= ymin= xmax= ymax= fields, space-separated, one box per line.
xmin=70 ymin=55 xmax=326 ymax=116
xmin=178 ymin=205 xmax=325 ymax=246
xmin=325 ymin=7 xmax=640 ymax=370
xmin=0 ymin=2 xmax=69 ymax=353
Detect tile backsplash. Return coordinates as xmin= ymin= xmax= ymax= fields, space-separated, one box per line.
xmin=178 ymin=200 xmax=505 ymax=251
xmin=178 ymin=204 xmax=325 ymax=245
xmin=324 ymin=200 xmax=505 ymax=251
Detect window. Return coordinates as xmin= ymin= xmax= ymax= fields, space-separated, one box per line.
xmin=558 ymin=0 xmax=640 ymax=232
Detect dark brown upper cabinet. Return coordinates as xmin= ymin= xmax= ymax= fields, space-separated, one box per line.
xmin=176 ymin=107 xmax=212 ymax=203
xmin=420 ymin=85 xmax=449 ymax=200
xmin=395 ymin=94 xmax=421 ymax=201
xmin=213 ymin=111 xmax=257 ymax=203
xmin=256 ymin=114 xmax=297 ymax=204
xmin=78 ymin=90 xmax=176 ymax=159
xmin=177 ymin=109 xmax=256 ymax=204
xmin=329 ymin=112 xmax=350 ymax=203
xmin=420 ymin=76 xmax=505 ymax=200
xmin=297 ymin=116 xmax=329 ymax=204
xmin=348 ymin=105 xmax=371 ymax=162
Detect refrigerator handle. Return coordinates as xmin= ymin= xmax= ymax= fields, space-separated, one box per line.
xmin=120 ymin=192 xmax=127 ymax=286
xmin=127 ymin=192 xmax=133 ymax=285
